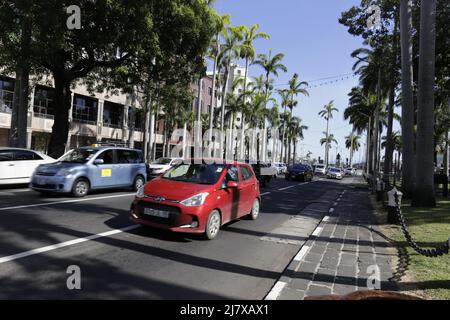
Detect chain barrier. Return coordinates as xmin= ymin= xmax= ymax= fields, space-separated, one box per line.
xmin=394 ymin=192 xmax=449 ymax=257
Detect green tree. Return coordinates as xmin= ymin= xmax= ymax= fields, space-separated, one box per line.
xmin=345 ymin=132 xmax=361 ymax=167
xmin=318 ymin=101 xmax=339 ymax=167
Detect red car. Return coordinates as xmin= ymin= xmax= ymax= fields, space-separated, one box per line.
xmin=130 ymin=160 xmax=261 ymax=240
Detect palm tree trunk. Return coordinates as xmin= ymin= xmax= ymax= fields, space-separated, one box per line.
xmin=412 ymin=0 xmax=437 ymax=207
xmin=400 ymin=0 xmax=416 ymax=198
xmin=209 ymin=34 xmax=219 ymax=141
xmin=281 ymin=105 xmax=287 ymax=163
xmin=220 ymin=66 xmax=230 ymax=159
xmin=383 ymin=13 xmax=399 ymax=185
xmin=239 ymin=57 xmax=250 ymax=161
xmin=325 ymin=118 xmax=330 ymax=167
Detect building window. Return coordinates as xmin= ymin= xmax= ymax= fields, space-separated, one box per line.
xmin=72 ymin=94 xmax=98 ymax=124
xmin=208 ymin=87 xmax=212 ymax=96
xmin=129 ymin=107 xmax=143 ymax=131
xmin=33 ymin=87 xmax=55 ymax=119
xmin=237 ymin=70 xmax=241 ymax=75
xmin=103 ymin=101 xmax=123 ymax=128
xmin=0 ymin=77 xmax=15 ymax=114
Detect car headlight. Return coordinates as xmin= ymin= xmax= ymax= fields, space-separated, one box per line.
xmin=136 ymin=187 xmax=145 ymax=198
xmin=180 ymin=192 xmax=209 ymax=207
xmin=56 ymin=169 xmax=73 ymax=176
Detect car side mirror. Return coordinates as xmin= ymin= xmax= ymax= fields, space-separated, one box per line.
xmin=94 ymin=159 xmax=104 ymax=165
xmin=226 ymin=181 xmax=238 ymax=189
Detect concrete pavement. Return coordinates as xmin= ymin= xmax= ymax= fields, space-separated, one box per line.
xmin=268 ymin=177 xmax=397 ymax=300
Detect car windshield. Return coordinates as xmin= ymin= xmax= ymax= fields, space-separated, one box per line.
xmin=59 ymin=148 xmax=98 ymax=163
xmin=292 ymin=165 xmax=306 ymax=170
xmin=316 ymin=165 xmax=324 ymax=169
xmin=153 ymin=158 xmax=172 ymax=165
xmin=330 ymin=168 xmax=340 ymax=172
xmin=162 ymin=163 xmax=226 ymax=185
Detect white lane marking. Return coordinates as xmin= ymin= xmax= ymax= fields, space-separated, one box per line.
xmin=297 ymin=182 xmax=307 ymax=186
xmin=323 ymin=216 xmax=330 ymax=222
xmin=278 ymin=185 xmax=296 ymax=191
xmin=329 ymin=208 xmax=335 ymax=213
xmin=0 ymin=188 xmax=31 ymax=194
xmin=0 ymin=225 xmax=139 ymax=264
xmin=265 ymin=281 xmax=287 ymax=300
xmin=312 ymin=226 xmax=323 ymax=237
xmin=260 ymin=192 xmax=271 ymax=196
xmin=293 ymin=245 xmax=310 ymax=262
xmin=0 ymin=193 xmax=135 ymax=212
xmin=334 ymin=202 xmax=338 ymax=206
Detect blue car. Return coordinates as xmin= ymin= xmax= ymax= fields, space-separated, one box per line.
xmin=30 ymin=146 xmax=147 ymax=197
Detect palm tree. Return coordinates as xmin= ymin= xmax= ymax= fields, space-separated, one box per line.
xmin=318 ymin=101 xmax=339 ymax=167
xmin=400 ymin=0 xmax=416 ymax=198
xmin=345 ymin=132 xmax=361 ymax=167
xmin=208 ymin=14 xmax=230 ymax=140
xmin=320 ymin=132 xmax=338 ymax=165
xmin=278 ymin=89 xmax=291 ymax=163
xmin=217 ymin=25 xmax=243 ymax=158
xmin=254 ymin=50 xmax=287 ymax=161
xmin=266 ymin=104 xmax=280 ymax=162
xmin=239 ymin=24 xmax=269 ymax=159
xmin=288 ymin=116 xmax=308 ymax=164
xmin=413 ymin=0 xmax=437 ymax=207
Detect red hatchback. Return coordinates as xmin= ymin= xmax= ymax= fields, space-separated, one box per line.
xmin=130 ymin=160 xmax=261 ymax=239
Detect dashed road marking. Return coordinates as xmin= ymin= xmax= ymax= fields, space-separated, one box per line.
xmin=329 ymin=208 xmax=335 ymax=213
xmin=265 ymin=281 xmax=287 ymax=300
xmin=0 ymin=225 xmax=139 ymax=265
xmin=311 ymin=226 xmax=323 ymax=237
xmin=293 ymin=245 xmax=310 ymax=262
xmin=0 ymin=193 xmax=136 ymax=212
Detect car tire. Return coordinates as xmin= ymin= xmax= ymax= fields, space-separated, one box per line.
xmin=249 ymin=199 xmax=260 ymax=220
xmin=204 ymin=210 xmax=221 ymax=240
xmin=72 ymin=178 xmax=90 ymax=198
xmin=132 ymin=175 xmax=145 ymax=192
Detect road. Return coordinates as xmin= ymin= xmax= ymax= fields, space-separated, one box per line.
xmin=0 ymin=176 xmax=353 ymax=299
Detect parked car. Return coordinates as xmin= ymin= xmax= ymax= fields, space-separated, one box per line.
xmin=314 ymin=164 xmax=327 ymax=175
xmin=0 ymin=148 xmax=55 ymax=185
xmin=285 ymin=164 xmax=314 ymax=182
xmin=326 ymin=167 xmax=343 ymax=180
xmin=130 ymin=160 xmax=261 ymax=240
xmin=147 ymin=157 xmax=183 ymax=179
xmin=273 ymin=162 xmax=287 ymax=175
xmin=344 ymin=167 xmax=356 ymax=176
xmin=30 ymin=146 xmax=147 ymax=197
xmin=251 ymin=162 xmax=274 ymax=187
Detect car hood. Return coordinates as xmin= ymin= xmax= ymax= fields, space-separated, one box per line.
xmin=149 ymin=164 xmax=171 ymax=170
xmin=35 ymin=162 xmax=83 ymax=174
xmin=143 ymin=178 xmax=213 ymax=201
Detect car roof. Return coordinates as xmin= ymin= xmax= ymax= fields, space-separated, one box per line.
xmin=77 ymin=146 xmax=141 ymax=152
xmin=184 ymin=158 xmax=249 ymax=166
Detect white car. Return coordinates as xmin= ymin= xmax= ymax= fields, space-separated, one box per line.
xmin=0 ymin=148 xmax=55 ymax=185
xmin=273 ymin=162 xmax=287 ymax=175
xmin=148 ymin=157 xmax=183 ymax=178
xmin=344 ymin=167 xmax=355 ymax=175
xmin=314 ymin=164 xmax=327 ymax=175
xmin=327 ymin=167 xmax=343 ymax=180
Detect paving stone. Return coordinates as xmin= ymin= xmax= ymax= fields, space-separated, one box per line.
xmin=298 ymin=261 xmax=319 ymax=274
xmin=306 ymin=285 xmax=332 ymax=297
xmin=278 ymin=287 xmax=305 ymax=300
xmin=337 ymin=265 xmax=357 ymax=278
xmin=333 ymin=283 xmax=357 ymax=296
xmin=289 ymin=278 xmax=311 ymax=291
xmin=304 ymin=252 xmax=323 ymax=264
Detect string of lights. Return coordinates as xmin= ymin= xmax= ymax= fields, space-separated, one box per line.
xmin=273 ymin=73 xmax=357 ymax=89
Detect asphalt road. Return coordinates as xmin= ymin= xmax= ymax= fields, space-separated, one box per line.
xmin=0 ymin=175 xmax=350 ymax=299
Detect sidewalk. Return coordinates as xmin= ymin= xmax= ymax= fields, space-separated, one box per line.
xmin=267 ymin=177 xmax=397 ymax=300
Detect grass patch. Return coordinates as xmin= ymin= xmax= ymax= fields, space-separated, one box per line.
xmin=387 ymin=198 xmax=450 ymax=300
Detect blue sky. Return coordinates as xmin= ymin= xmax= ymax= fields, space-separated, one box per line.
xmin=212 ymin=0 xmax=368 ymax=163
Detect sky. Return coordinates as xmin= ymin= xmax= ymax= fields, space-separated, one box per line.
xmin=212 ymin=0 xmax=368 ymax=164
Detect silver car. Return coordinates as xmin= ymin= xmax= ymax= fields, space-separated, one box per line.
xmin=30 ymin=146 xmax=147 ymax=197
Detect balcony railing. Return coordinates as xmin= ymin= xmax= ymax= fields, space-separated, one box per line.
xmin=103 ymin=122 xmax=123 ymax=129
xmin=0 ymin=104 xmax=12 ymax=114
xmin=73 ymin=118 xmax=97 ymax=125
xmin=34 ymin=112 xmax=54 ymax=120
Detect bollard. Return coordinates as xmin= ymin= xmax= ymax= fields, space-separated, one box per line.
xmin=387 ymin=187 xmax=402 ymax=224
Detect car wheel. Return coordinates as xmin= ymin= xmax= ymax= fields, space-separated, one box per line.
xmin=249 ymin=199 xmax=260 ymax=220
xmin=72 ymin=178 xmax=89 ymax=198
xmin=204 ymin=210 xmax=221 ymax=240
xmin=132 ymin=175 xmax=145 ymax=191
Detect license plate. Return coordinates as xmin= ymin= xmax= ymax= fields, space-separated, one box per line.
xmin=144 ymin=208 xmax=170 ymax=218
